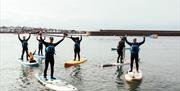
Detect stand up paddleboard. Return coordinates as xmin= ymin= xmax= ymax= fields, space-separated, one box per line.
xmin=100 ymin=59 xmax=130 ymax=67
xmin=100 ymin=62 xmax=130 ymax=67
xmin=17 ymin=59 xmax=39 ymax=66
xmin=35 ymin=74 xmax=78 ymax=91
xmin=64 ymin=58 xmax=87 ymax=68
xmin=33 ymin=54 xmax=45 ymax=59
xmin=125 ymin=69 xmax=143 ymax=82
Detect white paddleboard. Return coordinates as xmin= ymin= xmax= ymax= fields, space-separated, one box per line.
xmin=125 ymin=69 xmax=143 ymax=82
xmin=17 ymin=59 xmax=39 ymax=66
xmin=100 ymin=59 xmax=130 ymax=67
xmin=35 ymin=74 xmax=78 ymax=91
xmin=33 ymin=54 xmax=45 ymax=59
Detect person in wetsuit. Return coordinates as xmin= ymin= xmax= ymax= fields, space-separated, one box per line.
xmin=28 ymin=52 xmax=36 ymax=63
xmin=36 ymin=36 xmax=45 ymax=56
xmin=117 ymin=36 xmax=126 ymax=63
xmin=39 ymin=32 xmax=65 ymax=80
xmin=70 ymin=35 xmax=82 ymax=61
xmin=125 ymin=36 xmax=145 ymax=72
xmin=18 ymin=33 xmax=31 ymax=60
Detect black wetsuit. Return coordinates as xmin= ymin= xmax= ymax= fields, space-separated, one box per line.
xmin=37 ymin=36 xmax=45 ymax=56
xmin=117 ymin=40 xmax=125 ymax=63
xmin=18 ymin=34 xmax=31 ymax=60
xmin=40 ymin=36 xmax=64 ymax=78
xmin=70 ymin=36 xmax=82 ymax=61
xmin=125 ymin=37 xmax=145 ymax=72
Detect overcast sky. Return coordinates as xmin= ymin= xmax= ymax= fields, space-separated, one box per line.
xmin=0 ymin=0 xmax=180 ymax=30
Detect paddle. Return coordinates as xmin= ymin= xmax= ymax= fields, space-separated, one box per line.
xmin=111 ymin=47 xmax=131 ymax=51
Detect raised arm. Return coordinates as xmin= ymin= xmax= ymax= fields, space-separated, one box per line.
xmin=18 ymin=33 xmax=23 ymax=42
xmin=40 ymin=35 xmax=48 ymax=46
xmin=43 ymin=36 xmax=46 ymax=40
xmin=38 ymin=31 xmax=48 ymax=46
xmin=54 ymin=36 xmax=65 ymax=46
xmin=33 ymin=50 xmax=36 ymax=55
xmin=70 ymin=36 xmax=76 ymax=42
xmin=79 ymin=35 xmax=82 ymax=42
xmin=138 ymin=37 xmax=145 ymax=46
xmin=36 ymin=36 xmax=40 ymax=41
xmin=125 ymin=37 xmax=132 ymax=46
xmin=26 ymin=33 xmax=31 ymax=41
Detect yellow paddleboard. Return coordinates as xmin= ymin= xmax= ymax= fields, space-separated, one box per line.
xmin=64 ymin=58 xmax=87 ymax=68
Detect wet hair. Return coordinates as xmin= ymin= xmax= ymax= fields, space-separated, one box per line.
xmin=63 ymin=33 xmax=68 ymax=37
xmin=49 ymin=37 xmax=54 ymax=40
xmin=23 ymin=36 xmax=26 ymax=40
xmin=133 ymin=38 xmax=137 ymax=42
xmin=121 ymin=36 xmax=126 ymax=41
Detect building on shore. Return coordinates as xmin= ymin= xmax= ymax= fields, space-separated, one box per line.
xmin=0 ymin=26 xmax=86 ymax=34
xmin=87 ymin=30 xmax=180 ymax=36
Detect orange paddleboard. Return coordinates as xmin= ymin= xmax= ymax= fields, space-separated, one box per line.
xmin=64 ymin=58 xmax=87 ymax=68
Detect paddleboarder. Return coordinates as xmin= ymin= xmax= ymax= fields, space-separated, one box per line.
xmin=28 ymin=52 xmax=36 ymax=63
xmin=125 ymin=36 xmax=145 ymax=72
xmin=18 ymin=33 xmax=31 ymax=60
xmin=117 ymin=36 xmax=126 ymax=63
xmin=70 ymin=35 xmax=82 ymax=61
xmin=39 ymin=32 xmax=66 ymax=80
xmin=36 ymin=35 xmax=45 ymax=56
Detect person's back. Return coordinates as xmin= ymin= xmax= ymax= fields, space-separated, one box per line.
xmin=73 ymin=37 xmax=81 ymax=49
xmin=21 ymin=40 xmax=28 ymax=49
xmin=18 ymin=33 xmax=31 ymax=60
xmin=117 ymin=37 xmax=125 ymax=63
xmin=18 ymin=34 xmax=30 ymax=49
xmin=70 ymin=36 xmax=82 ymax=61
xmin=117 ymin=40 xmax=125 ymax=51
xmin=38 ymin=41 xmax=43 ymax=48
xmin=36 ymin=35 xmax=45 ymax=55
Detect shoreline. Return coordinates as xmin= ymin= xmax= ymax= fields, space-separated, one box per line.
xmin=87 ymin=30 xmax=180 ymax=36
xmin=1 ymin=30 xmax=180 ymax=36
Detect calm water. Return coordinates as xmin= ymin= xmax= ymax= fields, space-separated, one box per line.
xmin=0 ymin=34 xmax=180 ymax=91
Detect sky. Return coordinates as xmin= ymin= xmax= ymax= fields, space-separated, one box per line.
xmin=0 ymin=0 xmax=180 ymax=30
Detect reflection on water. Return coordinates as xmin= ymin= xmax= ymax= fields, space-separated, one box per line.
xmin=116 ymin=66 xmax=123 ymax=78
xmin=115 ymin=65 xmax=142 ymax=91
xmin=70 ymin=65 xmax=83 ymax=81
xmin=0 ymin=34 xmax=180 ymax=91
xmin=126 ymin=80 xmax=142 ymax=91
xmin=115 ymin=66 xmax=125 ymax=90
xmin=17 ymin=66 xmax=34 ymax=89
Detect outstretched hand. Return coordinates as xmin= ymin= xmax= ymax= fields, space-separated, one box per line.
xmin=125 ymin=35 xmax=128 ymax=37
xmin=63 ymin=33 xmax=68 ymax=37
